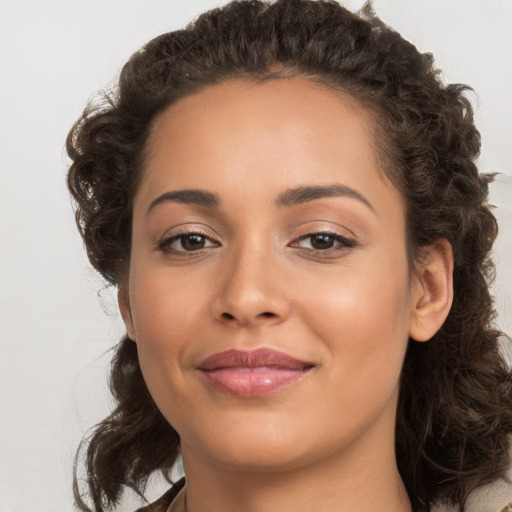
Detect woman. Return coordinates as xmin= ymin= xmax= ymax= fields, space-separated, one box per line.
xmin=67 ymin=1 xmax=512 ymax=511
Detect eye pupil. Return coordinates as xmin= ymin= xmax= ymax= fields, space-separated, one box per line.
xmin=182 ymin=234 xmax=205 ymax=250
xmin=310 ymin=234 xmax=334 ymax=249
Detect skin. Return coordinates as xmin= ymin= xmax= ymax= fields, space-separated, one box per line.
xmin=120 ymin=78 xmax=453 ymax=512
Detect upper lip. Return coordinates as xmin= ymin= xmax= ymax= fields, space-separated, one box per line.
xmin=198 ymin=348 xmax=313 ymax=371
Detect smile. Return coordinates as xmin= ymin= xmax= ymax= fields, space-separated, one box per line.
xmin=197 ymin=348 xmax=315 ymax=398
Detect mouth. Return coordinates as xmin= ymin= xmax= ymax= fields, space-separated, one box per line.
xmin=197 ymin=348 xmax=315 ymax=398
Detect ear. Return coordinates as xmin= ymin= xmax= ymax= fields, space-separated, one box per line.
xmin=409 ymin=238 xmax=454 ymax=342
xmin=118 ymin=287 xmax=136 ymax=341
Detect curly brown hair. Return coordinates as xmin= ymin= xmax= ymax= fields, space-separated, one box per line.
xmin=67 ymin=1 xmax=512 ymax=510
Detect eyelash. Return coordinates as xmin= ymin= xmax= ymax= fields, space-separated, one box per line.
xmin=157 ymin=230 xmax=357 ymax=256
xmin=157 ymin=230 xmax=219 ymax=254
xmin=290 ymin=232 xmax=357 ymax=253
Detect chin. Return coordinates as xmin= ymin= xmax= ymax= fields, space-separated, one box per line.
xmin=200 ymin=442 xmax=314 ymax=473
xmin=180 ymin=414 xmax=318 ymax=471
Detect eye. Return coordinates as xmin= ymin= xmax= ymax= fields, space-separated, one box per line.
xmin=158 ymin=232 xmax=219 ymax=253
xmin=292 ymin=233 xmax=356 ymax=251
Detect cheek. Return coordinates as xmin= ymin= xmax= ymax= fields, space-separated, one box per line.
xmin=127 ymin=267 xmax=210 ymax=392
xmin=129 ymin=265 xmax=206 ymax=342
xmin=297 ymin=251 xmax=412 ymax=380
xmin=127 ymin=267 xmax=212 ymax=427
xmin=297 ymin=270 xmax=411 ymax=438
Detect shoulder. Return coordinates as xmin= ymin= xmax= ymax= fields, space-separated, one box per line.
xmin=134 ymin=478 xmax=186 ymax=512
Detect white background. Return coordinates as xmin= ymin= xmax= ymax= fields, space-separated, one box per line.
xmin=0 ymin=1 xmax=511 ymax=511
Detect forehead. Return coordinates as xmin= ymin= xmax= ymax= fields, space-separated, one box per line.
xmin=145 ymin=77 xmax=377 ymax=170
xmin=136 ymin=77 xmax=401 ymax=221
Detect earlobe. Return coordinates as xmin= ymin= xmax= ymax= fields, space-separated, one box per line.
xmin=409 ymin=238 xmax=454 ymax=342
xmin=118 ymin=288 xmax=136 ymax=341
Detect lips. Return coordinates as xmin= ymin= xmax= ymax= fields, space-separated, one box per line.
xmin=197 ymin=348 xmax=314 ymax=398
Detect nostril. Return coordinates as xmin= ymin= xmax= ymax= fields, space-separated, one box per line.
xmin=220 ymin=311 xmax=276 ymax=321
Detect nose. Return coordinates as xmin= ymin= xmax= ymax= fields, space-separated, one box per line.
xmin=210 ymin=242 xmax=291 ymax=328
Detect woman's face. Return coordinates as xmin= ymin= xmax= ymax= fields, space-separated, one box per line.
xmin=122 ymin=78 xmax=425 ymax=474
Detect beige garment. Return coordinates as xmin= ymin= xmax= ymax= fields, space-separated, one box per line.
xmin=166 ymin=486 xmax=186 ymax=512
xmin=432 ymin=459 xmax=512 ymax=512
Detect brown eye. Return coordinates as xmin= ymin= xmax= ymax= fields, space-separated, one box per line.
xmin=292 ymin=232 xmax=356 ymax=252
xmin=181 ymin=234 xmax=207 ymax=250
xmin=158 ymin=232 xmax=218 ymax=253
xmin=309 ymin=234 xmax=335 ymax=249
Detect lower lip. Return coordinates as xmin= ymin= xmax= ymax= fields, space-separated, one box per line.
xmin=199 ymin=367 xmax=311 ymax=397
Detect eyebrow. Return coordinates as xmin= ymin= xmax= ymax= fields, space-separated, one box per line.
xmin=275 ymin=184 xmax=375 ymax=213
xmin=147 ymin=189 xmax=220 ymax=214
xmin=146 ymin=183 xmax=375 ymax=215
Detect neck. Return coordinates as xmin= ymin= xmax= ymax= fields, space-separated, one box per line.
xmin=180 ymin=421 xmax=412 ymax=512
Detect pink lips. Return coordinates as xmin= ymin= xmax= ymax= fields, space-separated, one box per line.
xmin=198 ymin=348 xmax=314 ymax=398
